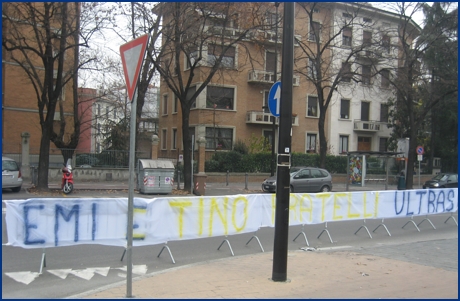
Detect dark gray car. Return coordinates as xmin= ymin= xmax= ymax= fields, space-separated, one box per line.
xmin=423 ymin=173 xmax=458 ymax=189
xmin=262 ymin=166 xmax=333 ymax=193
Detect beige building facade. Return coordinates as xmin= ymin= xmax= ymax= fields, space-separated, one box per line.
xmin=158 ymin=2 xmax=415 ymax=161
xmin=158 ymin=3 xmax=331 ymax=161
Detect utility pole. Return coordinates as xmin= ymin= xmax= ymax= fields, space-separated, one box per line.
xmin=272 ymin=2 xmax=294 ymax=282
xmin=270 ymin=2 xmax=280 ymax=177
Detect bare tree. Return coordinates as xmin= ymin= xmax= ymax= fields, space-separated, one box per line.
xmin=151 ymin=2 xmax=270 ymax=190
xmin=294 ymin=2 xmax=378 ymax=168
xmin=2 ymin=2 xmax=110 ymax=189
xmin=378 ymin=2 xmax=457 ymax=188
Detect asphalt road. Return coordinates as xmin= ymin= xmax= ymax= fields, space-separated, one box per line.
xmin=2 ymin=185 xmax=458 ymax=298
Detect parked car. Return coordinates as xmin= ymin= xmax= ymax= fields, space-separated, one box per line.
xmin=262 ymin=166 xmax=333 ymax=193
xmin=423 ymin=173 xmax=458 ymax=189
xmin=2 ymin=156 xmax=23 ymax=192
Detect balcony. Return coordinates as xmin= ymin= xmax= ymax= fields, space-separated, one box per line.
xmin=353 ymin=120 xmax=388 ymax=132
xmin=247 ymin=70 xmax=300 ymax=86
xmin=246 ymin=30 xmax=301 ymax=46
xmin=356 ymin=49 xmax=382 ymax=62
xmin=205 ymin=26 xmax=241 ymax=38
xmin=246 ymin=111 xmax=299 ymax=126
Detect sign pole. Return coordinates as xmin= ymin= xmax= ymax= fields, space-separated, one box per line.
xmin=119 ymin=33 xmax=149 ymax=298
xmin=191 ymin=135 xmax=194 ymax=194
xmin=418 ymin=160 xmax=421 ymax=188
xmin=272 ymin=2 xmax=294 ymax=282
xmin=126 ymin=88 xmax=137 ymax=298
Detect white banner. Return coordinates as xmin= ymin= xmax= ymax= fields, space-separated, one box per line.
xmin=4 ymin=188 xmax=457 ymax=249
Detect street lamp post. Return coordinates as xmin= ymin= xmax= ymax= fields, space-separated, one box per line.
xmin=270 ymin=2 xmax=280 ymax=177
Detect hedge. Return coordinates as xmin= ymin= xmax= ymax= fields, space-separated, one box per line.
xmin=205 ymin=152 xmax=349 ymax=174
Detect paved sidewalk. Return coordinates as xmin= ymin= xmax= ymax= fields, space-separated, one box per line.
xmin=79 ymin=242 xmax=458 ymax=299
xmin=25 ymin=180 xmax=400 ymax=194
xmin=20 ymin=181 xmax=457 ymax=298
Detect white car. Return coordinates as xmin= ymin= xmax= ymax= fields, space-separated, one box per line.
xmin=2 ymin=156 xmax=23 ymax=192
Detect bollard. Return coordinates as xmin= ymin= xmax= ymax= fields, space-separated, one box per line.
xmin=31 ymin=166 xmax=38 ymax=186
xmin=226 ymin=170 xmax=229 ymax=186
xmin=245 ymin=173 xmax=248 ymax=190
xmin=177 ymin=170 xmax=181 ymax=190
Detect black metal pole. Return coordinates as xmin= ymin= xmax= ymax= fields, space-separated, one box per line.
xmin=271 ymin=2 xmax=280 ymax=177
xmin=272 ymin=2 xmax=294 ymax=282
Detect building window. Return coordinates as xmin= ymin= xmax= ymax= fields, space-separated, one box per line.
xmin=340 ymin=99 xmax=350 ymax=119
xmin=186 ymin=46 xmax=198 ymax=69
xmin=205 ymin=127 xmax=233 ymax=150
xmin=97 ymin=123 xmax=101 ymax=134
xmin=342 ymin=27 xmax=352 ymax=46
xmin=172 ymin=128 xmax=177 ymax=150
xmin=263 ymin=130 xmax=273 ymax=149
xmin=343 ymin=12 xmax=352 ymax=18
xmin=379 ymin=137 xmax=388 ymax=152
xmin=265 ymin=51 xmax=277 ymax=81
xmin=161 ymin=129 xmax=167 ymax=150
xmin=162 ymin=94 xmax=168 ymax=115
xmin=206 ymin=86 xmax=234 ymax=110
xmin=263 ymin=90 xmax=270 ymax=113
xmin=307 ymin=96 xmax=318 ymax=117
xmin=306 ymin=133 xmax=317 ymax=152
xmin=308 ymin=58 xmax=317 ymax=79
xmin=363 ymin=17 xmax=372 ymax=23
xmin=207 ymin=44 xmax=235 ymax=68
xmin=106 ymin=106 xmax=109 ymax=119
xmin=266 ymin=12 xmax=277 ymax=27
xmin=381 ymin=69 xmax=390 ymax=88
xmin=187 ymin=86 xmax=197 ymax=109
xmin=308 ymin=21 xmax=321 ymax=42
xmin=341 ymin=62 xmax=352 ymax=82
xmin=361 ymin=102 xmax=370 ymax=121
xmin=363 ymin=31 xmax=372 ymax=47
xmin=380 ymin=104 xmax=389 ymax=122
xmin=188 ymin=127 xmax=195 ymax=150
xmin=173 ymin=96 xmax=178 ymax=113
xmin=362 ymin=65 xmax=371 ymax=85
xmin=382 ymin=35 xmax=390 ymax=53
xmin=97 ymin=104 xmax=101 ymax=116
xmin=339 ymin=135 xmax=349 ymax=154
xmin=113 ymin=109 xmax=117 ymax=119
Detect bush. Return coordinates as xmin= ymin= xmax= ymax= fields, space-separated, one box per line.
xmin=204 ymin=152 xmax=350 ymax=173
xmin=233 ymin=139 xmax=248 ymax=155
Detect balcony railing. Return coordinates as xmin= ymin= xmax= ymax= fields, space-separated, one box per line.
xmin=353 ymin=120 xmax=388 ymax=132
xmin=246 ymin=111 xmax=298 ymax=126
xmin=205 ymin=26 xmax=242 ymax=38
xmin=356 ymin=49 xmax=382 ymax=62
xmin=245 ymin=30 xmax=301 ymax=45
xmin=247 ymin=70 xmax=300 ymax=86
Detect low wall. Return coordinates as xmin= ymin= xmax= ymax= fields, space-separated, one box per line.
xmin=47 ymin=168 xmax=131 ymax=182
xmin=42 ymin=168 xmax=432 ymax=185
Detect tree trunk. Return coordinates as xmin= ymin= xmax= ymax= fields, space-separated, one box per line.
xmin=318 ymin=111 xmax=327 ymax=169
xmin=181 ymin=107 xmax=191 ymax=191
xmin=37 ymin=128 xmax=52 ymax=190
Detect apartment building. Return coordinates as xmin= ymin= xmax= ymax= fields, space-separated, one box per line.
xmin=327 ymin=3 xmax=419 ymax=155
xmin=2 ymin=3 xmax=78 ymax=160
xmin=76 ymin=85 xmax=159 ymax=154
xmin=157 ymin=2 xmax=417 ymax=160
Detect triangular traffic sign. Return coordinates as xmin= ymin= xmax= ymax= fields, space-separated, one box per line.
xmin=120 ymin=34 xmax=149 ymax=102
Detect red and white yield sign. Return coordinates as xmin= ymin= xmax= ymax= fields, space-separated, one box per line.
xmin=119 ymin=34 xmax=149 ymax=102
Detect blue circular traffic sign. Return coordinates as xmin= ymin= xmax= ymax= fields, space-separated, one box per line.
xmin=416 ymin=146 xmax=424 ymax=155
xmin=268 ymin=81 xmax=281 ymax=117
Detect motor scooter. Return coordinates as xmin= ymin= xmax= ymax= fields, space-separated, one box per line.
xmin=61 ymin=159 xmax=74 ymax=194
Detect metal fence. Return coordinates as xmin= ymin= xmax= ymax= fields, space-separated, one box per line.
xmin=3 ymin=146 xmax=153 ymax=169
xmin=74 ymin=149 xmax=150 ymax=168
